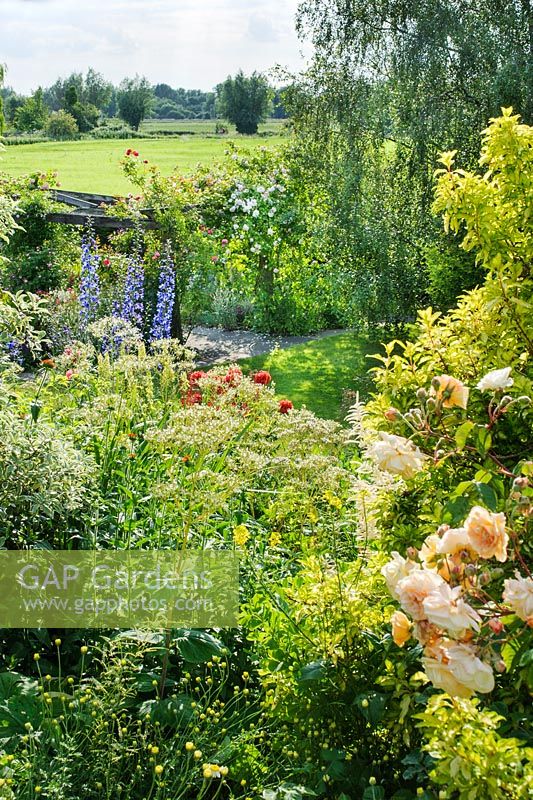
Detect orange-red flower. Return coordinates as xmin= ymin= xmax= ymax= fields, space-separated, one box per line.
xmin=253 ymin=370 xmax=272 ymax=385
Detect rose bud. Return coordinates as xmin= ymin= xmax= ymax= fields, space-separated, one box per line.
xmin=384 ymin=407 xmax=400 ymax=422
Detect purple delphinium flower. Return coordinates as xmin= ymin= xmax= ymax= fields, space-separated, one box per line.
xmin=121 ymin=255 xmax=145 ymax=329
xmin=79 ymin=223 xmax=100 ymax=329
xmin=101 ymin=318 xmax=123 ymax=358
xmin=150 ymin=241 xmax=176 ymax=341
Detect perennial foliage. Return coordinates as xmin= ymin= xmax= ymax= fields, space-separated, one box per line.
xmin=0 ymin=111 xmax=531 ymax=799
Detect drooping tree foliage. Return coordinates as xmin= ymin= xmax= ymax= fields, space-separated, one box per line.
xmin=286 ymin=0 xmax=533 ymax=325
xmin=117 ymin=75 xmax=153 ymax=131
xmin=216 ymin=71 xmax=271 ymax=134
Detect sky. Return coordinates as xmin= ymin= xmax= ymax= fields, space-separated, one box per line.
xmin=0 ymin=0 xmax=312 ymax=93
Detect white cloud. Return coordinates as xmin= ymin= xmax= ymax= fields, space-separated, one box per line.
xmin=0 ymin=0 xmax=311 ymax=92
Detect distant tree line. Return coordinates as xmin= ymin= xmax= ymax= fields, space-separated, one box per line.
xmin=0 ymin=67 xmax=288 ymax=137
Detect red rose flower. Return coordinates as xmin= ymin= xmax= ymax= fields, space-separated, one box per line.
xmin=279 ymin=399 xmax=293 ymax=414
xmin=132 ymin=150 xmax=139 ymax=157
xmin=103 ymin=257 xmax=111 ymax=267
xmin=253 ymin=370 xmax=272 ymax=386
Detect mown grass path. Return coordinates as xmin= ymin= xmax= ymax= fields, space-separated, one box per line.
xmin=187 ymin=327 xmax=382 ymax=420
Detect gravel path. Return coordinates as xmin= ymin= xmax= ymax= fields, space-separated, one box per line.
xmin=185 ymin=326 xmax=347 ymax=366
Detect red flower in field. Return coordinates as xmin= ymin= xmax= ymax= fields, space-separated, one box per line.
xmin=188 ymin=370 xmax=208 ymax=386
xmin=126 ymin=148 xmax=132 ymax=155
xmin=253 ymin=370 xmax=272 ymax=386
xmin=65 ymin=369 xmax=75 ymax=381
xmin=279 ymin=399 xmax=293 ymax=414
xmin=143 ymin=159 xmax=148 ymax=164
xmin=224 ymin=367 xmax=243 ymax=386
xmin=103 ymin=258 xmax=111 ymax=267
xmin=132 ymin=150 xmax=139 ymax=157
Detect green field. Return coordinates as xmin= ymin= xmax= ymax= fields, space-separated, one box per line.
xmin=0 ymin=134 xmax=285 ymax=195
xmin=141 ymin=118 xmax=287 ymax=134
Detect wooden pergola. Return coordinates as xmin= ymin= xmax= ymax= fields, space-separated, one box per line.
xmin=45 ymin=189 xmax=159 ymax=230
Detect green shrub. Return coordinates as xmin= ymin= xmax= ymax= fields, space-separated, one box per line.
xmin=45 ymin=110 xmax=79 ymax=140
xmin=1 ymin=175 xmax=78 ymax=293
xmin=417 ymin=695 xmax=533 ymax=799
xmin=0 ymin=398 xmax=96 ymax=548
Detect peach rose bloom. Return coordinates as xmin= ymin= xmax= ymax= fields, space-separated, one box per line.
xmin=391 ymin=610 xmax=412 ymax=647
xmin=423 ymin=655 xmax=474 ymax=698
xmin=432 ymin=375 xmax=469 ymax=409
xmin=435 ymin=526 xmax=478 ymax=583
xmin=464 ymin=506 xmax=508 ymax=562
xmin=414 ymin=620 xmax=443 ymax=647
xmin=419 ymin=534 xmax=440 ymax=568
xmin=423 ymin=640 xmax=495 ymax=697
xmin=381 ymin=552 xmax=419 ymax=600
xmin=503 ymin=572 xmax=533 ymax=623
xmin=422 ymin=583 xmax=481 ymax=637
xmin=437 ymin=527 xmax=474 ymax=556
xmin=396 ymin=568 xmax=444 ymax=620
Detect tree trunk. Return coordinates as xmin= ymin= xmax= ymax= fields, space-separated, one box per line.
xmin=257 ymin=253 xmax=274 ymax=298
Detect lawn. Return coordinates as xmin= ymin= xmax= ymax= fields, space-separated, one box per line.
xmin=238 ymin=332 xmax=383 ymax=420
xmin=0 ymin=135 xmax=285 ymax=194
